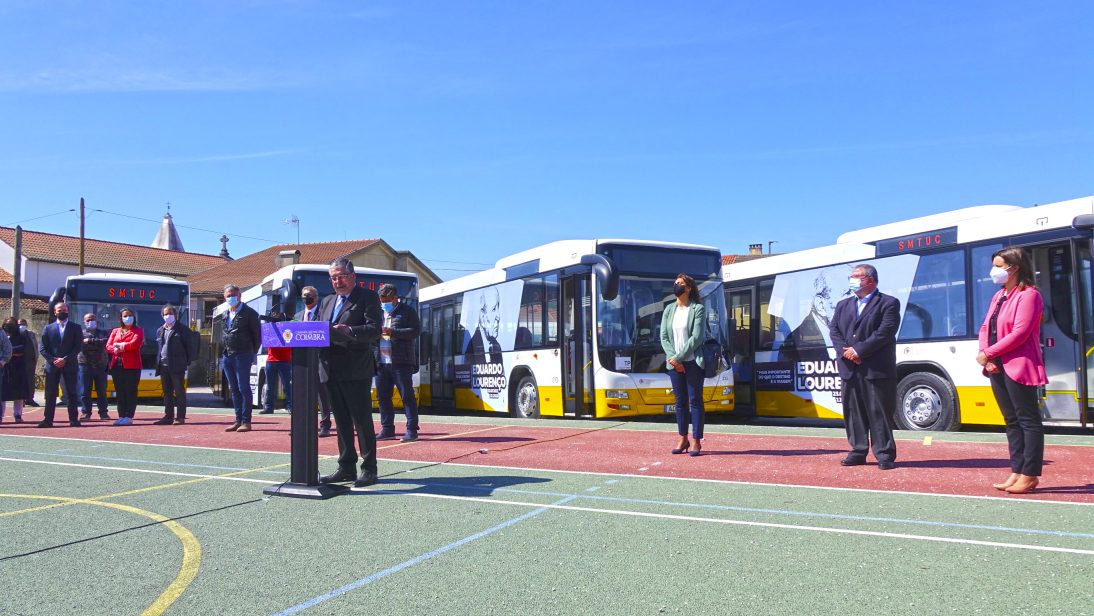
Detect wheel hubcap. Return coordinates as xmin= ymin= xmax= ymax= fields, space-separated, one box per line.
xmin=902 ymin=386 xmax=941 ymax=427
xmin=517 ymin=384 xmax=537 ymax=417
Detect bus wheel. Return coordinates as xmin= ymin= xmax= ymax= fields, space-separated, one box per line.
xmin=895 ymin=372 xmax=958 ymax=431
xmin=511 ymin=375 xmax=540 ymax=419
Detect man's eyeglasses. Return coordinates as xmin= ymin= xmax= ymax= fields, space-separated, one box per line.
xmin=329 ymin=273 xmax=353 ymax=281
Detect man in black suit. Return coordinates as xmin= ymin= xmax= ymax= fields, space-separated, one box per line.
xmin=39 ymin=302 xmax=83 ymax=427
xmin=829 ymin=264 xmax=901 ymax=470
xmin=318 ymin=258 xmax=383 ymax=488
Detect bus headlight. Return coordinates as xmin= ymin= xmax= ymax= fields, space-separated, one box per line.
xmin=605 ymin=390 xmax=630 ymax=399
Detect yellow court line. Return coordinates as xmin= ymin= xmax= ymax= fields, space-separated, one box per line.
xmin=377 ymin=425 xmax=508 ymax=450
xmin=0 ymin=493 xmax=201 ymax=616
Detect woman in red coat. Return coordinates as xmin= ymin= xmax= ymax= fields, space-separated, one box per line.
xmin=107 ymin=307 xmax=145 ymax=426
xmin=976 ymin=247 xmax=1047 ymax=494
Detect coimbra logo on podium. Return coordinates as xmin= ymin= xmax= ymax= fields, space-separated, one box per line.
xmin=282 ymin=329 xmax=294 ymax=344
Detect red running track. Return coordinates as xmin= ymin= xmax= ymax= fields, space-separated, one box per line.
xmin=2 ymin=410 xmax=1091 ymax=504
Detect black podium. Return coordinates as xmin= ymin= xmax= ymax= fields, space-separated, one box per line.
xmin=261 ymin=322 xmax=347 ymax=500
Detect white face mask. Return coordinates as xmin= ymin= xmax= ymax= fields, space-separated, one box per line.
xmin=122 ymin=315 xmax=134 ymax=326
xmin=164 ymin=314 xmax=176 ymax=326
xmin=848 ymin=277 xmax=862 ymax=293
xmin=989 ymin=266 xmax=1010 ymax=285
xmin=86 ymin=321 xmax=98 ymax=330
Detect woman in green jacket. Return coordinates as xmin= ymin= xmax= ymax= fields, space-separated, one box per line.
xmin=660 ymin=273 xmax=707 ymax=456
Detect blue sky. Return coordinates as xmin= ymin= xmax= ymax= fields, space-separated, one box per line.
xmin=1 ymin=1 xmax=1091 ymax=278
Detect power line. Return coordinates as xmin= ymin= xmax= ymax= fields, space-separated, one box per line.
xmin=92 ymin=208 xmax=281 ymax=244
xmin=4 ymin=208 xmax=76 ymax=226
xmin=419 ymin=257 xmax=494 ymax=266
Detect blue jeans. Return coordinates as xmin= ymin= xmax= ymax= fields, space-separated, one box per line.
xmin=668 ymin=360 xmax=705 ymax=440
xmin=222 ymin=353 xmax=256 ymax=423
xmin=375 ymin=363 xmax=418 ymax=432
xmin=264 ymin=361 xmax=292 ymax=412
xmin=79 ymin=364 xmax=109 ymax=415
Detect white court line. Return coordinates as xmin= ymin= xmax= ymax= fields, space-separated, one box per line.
xmin=359 ymin=489 xmax=1094 ymax=556
xmin=1 ymin=434 xmax=1091 ymax=507
xmin=0 ymin=456 xmax=276 ymax=484
xmin=4 ymin=455 xmax=1091 ymax=555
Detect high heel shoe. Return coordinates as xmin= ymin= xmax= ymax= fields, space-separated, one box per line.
xmin=1005 ymin=475 xmax=1039 ymax=494
xmin=688 ymin=439 xmax=702 ymax=457
xmin=671 ymin=438 xmax=691 ymax=455
xmin=993 ymin=472 xmax=1020 ymax=491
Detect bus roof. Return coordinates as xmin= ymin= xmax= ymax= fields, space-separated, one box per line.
xmin=67 ymin=272 xmax=185 ymax=285
xmin=724 ymin=242 xmax=877 ymax=282
xmin=835 ymin=205 xmax=1022 ymax=244
xmin=423 ymin=238 xmax=721 ymax=300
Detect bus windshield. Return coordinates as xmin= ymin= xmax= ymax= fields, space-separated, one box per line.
xmin=597 ymin=275 xmax=727 ymax=374
xmin=68 ymin=280 xmax=189 ymax=370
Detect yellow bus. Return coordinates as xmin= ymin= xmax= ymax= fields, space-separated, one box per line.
xmin=724 ymin=195 xmax=1094 ymax=430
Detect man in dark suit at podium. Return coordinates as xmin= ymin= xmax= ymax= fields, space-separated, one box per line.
xmin=39 ymin=302 xmax=83 ymax=427
xmin=829 ymin=264 xmax=901 ymax=470
xmin=317 ymin=258 xmax=383 ymax=488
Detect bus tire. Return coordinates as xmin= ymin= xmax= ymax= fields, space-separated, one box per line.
xmin=894 ymin=372 xmax=959 ymax=431
xmin=511 ymin=375 xmax=540 ymax=419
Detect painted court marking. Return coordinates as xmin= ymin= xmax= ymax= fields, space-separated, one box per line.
xmin=272 ymin=494 xmax=581 ymax=615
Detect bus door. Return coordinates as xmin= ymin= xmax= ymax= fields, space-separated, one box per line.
xmin=430 ymin=302 xmax=457 ymax=408
xmin=727 ymin=287 xmax=755 ymax=413
xmin=1075 ymin=239 xmax=1094 ymax=426
xmin=1031 ymin=242 xmax=1088 ymax=422
xmin=562 ymin=275 xmax=594 ymax=416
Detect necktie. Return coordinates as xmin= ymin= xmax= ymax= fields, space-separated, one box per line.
xmin=331 ymin=296 xmax=344 ymax=323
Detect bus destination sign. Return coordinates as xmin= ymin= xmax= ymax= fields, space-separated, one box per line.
xmin=71 ymin=280 xmax=187 ymax=303
xmin=875 ymin=226 xmax=957 ymax=256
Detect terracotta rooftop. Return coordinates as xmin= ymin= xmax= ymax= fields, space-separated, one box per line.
xmin=0 ymin=267 xmax=11 ymax=284
xmin=0 ymin=226 xmax=227 ymax=278
xmin=722 ymin=253 xmax=775 ymax=266
xmin=186 ymin=239 xmax=381 ymax=293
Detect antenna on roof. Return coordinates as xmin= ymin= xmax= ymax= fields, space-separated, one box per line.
xmin=284 ymin=214 xmax=300 ymax=245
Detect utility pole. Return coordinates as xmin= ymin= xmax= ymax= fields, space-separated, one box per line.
xmin=11 ymin=226 xmax=22 ymax=319
xmin=79 ymin=197 xmax=86 ymax=274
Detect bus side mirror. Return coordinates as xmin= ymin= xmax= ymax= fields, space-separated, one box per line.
xmin=581 ymin=254 xmax=619 ymax=302
xmin=280 ymin=281 xmax=299 ymax=316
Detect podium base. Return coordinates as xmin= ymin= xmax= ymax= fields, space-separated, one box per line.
xmin=263 ymin=482 xmax=349 ymax=500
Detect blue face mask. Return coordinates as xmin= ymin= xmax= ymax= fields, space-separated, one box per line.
xmin=226 ymin=296 xmax=240 ymax=308
xmin=122 ymin=315 xmax=134 ymax=326
xmin=381 ymin=301 xmax=396 ymax=314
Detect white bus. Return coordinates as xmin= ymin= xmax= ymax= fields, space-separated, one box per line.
xmin=419 ymin=239 xmax=734 ymax=419
xmin=724 ymin=195 xmax=1094 ymax=430
xmin=52 ymin=273 xmax=191 ymax=398
xmin=212 ymin=264 xmax=418 ymax=408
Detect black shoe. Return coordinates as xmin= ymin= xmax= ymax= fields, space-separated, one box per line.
xmin=354 ymin=472 xmax=378 ymax=488
xmin=400 ymin=431 xmax=419 ymax=442
xmin=80 ymin=413 xmax=92 ymax=421
xmin=377 ymin=428 xmax=396 ymax=440
xmin=69 ymin=421 xmax=81 ymax=427
xmin=152 ymin=417 xmax=173 ymax=425
xmin=320 ymin=469 xmax=356 ymax=484
xmin=840 ymin=456 xmax=867 ymax=467
xmin=878 ymin=461 xmax=896 ymax=471
xmin=318 ymin=426 xmax=331 ymax=438
xmin=174 ymin=418 xmax=186 ymax=425
xmin=25 ymin=400 xmax=39 ymax=407
xmin=98 ymin=413 xmax=111 ymax=420
xmin=36 ymin=420 xmax=53 ymax=428
xmin=258 ymin=409 xmax=274 ymax=415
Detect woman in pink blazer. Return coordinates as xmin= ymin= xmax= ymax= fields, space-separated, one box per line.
xmin=107 ymin=307 xmax=145 ymax=426
xmin=976 ymin=247 xmax=1047 ymax=494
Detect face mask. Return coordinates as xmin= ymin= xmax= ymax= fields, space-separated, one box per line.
xmin=381 ymin=302 xmax=396 ymax=313
xmin=303 ymin=295 xmax=316 ymax=307
xmin=672 ymin=284 xmax=687 ymax=297
xmin=989 ymin=266 xmax=1010 ymax=285
xmin=848 ymin=277 xmax=862 ymax=293
xmin=226 ymin=296 xmax=240 ymax=308
xmin=18 ymin=325 xmax=26 ymax=333
xmin=122 ymin=316 xmax=134 ymax=326
xmin=56 ymin=311 xmax=69 ymax=321
xmin=164 ymin=314 xmax=176 ymax=326
xmin=85 ymin=321 xmax=97 ymax=330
